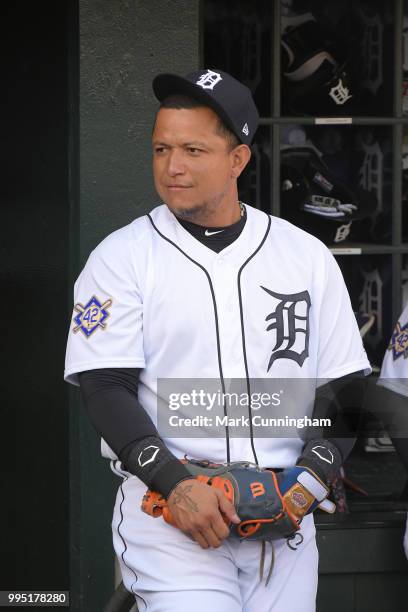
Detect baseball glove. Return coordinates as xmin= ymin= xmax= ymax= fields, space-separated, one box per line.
xmin=141 ymin=459 xmax=335 ymax=542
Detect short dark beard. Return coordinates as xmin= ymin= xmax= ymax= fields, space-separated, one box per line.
xmin=168 ymin=192 xmax=228 ymax=225
xmin=170 ymin=202 xmax=210 ymax=222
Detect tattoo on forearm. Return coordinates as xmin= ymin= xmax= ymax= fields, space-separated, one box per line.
xmin=172 ymin=484 xmax=199 ymax=513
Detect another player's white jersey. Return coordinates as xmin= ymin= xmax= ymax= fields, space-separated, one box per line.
xmin=378 ymin=302 xmax=408 ymax=398
xmin=65 ymin=204 xmax=370 ymax=467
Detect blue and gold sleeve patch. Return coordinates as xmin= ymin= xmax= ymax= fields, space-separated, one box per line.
xmin=388 ymin=320 xmax=408 ymax=361
xmin=72 ymin=296 xmax=112 ymax=338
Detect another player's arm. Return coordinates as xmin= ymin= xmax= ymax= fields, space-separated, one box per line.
xmin=78 ymin=367 xmax=239 ymax=548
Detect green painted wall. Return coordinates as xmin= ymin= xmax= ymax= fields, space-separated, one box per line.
xmin=70 ymin=1 xmax=200 ymax=609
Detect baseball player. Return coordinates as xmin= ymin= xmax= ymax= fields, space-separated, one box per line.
xmin=377 ymin=302 xmax=408 ymax=558
xmin=64 ymin=69 xmax=371 ymax=611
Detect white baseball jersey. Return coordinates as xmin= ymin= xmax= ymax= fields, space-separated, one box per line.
xmin=64 ymin=204 xmax=370 ymax=467
xmin=377 ymin=302 xmax=408 ymax=398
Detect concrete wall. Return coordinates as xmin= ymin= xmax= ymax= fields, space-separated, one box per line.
xmin=71 ymin=2 xmax=200 ymax=609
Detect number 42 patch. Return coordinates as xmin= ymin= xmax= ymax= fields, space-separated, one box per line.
xmin=72 ymin=296 xmax=112 ymax=338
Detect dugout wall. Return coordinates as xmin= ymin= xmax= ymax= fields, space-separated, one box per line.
xmin=3 ymin=1 xmax=408 ymax=611
xmin=70 ymin=1 xmax=200 ymax=610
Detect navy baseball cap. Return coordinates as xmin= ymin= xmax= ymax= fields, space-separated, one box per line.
xmin=152 ymin=68 xmax=259 ymax=145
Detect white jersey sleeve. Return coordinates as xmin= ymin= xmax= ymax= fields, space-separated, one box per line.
xmin=378 ymin=302 xmax=408 ymax=398
xmin=315 ymin=247 xmax=371 ymax=381
xmin=64 ymin=224 xmax=147 ymax=385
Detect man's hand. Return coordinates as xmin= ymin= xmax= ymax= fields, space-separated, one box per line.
xmin=166 ymin=478 xmax=241 ymax=549
xmin=141 ymin=461 xmax=334 ymax=545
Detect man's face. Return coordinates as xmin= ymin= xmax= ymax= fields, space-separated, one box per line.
xmin=152 ymin=106 xmax=237 ymax=220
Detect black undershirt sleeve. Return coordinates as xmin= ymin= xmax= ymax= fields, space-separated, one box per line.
xmin=297 ymin=370 xmax=366 ymax=482
xmin=78 ymin=368 xmax=192 ymax=498
xmin=79 ymin=367 xmax=367 ymax=492
xmin=79 ymin=368 xmax=156 ymax=450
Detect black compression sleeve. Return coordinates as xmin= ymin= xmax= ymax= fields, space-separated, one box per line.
xmin=120 ymin=436 xmax=193 ymax=498
xmin=297 ymin=370 xmax=367 ymax=482
xmin=78 ymin=368 xmax=191 ymax=496
xmin=78 ymin=368 xmax=157 ymax=454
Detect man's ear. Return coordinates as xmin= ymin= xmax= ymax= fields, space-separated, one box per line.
xmin=230 ymin=144 xmax=252 ymax=178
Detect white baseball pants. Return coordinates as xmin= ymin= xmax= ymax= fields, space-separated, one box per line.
xmin=112 ymin=473 xmax=318 ymax=612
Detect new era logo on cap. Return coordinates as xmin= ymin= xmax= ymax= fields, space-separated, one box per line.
xmin=152 ymin=68 xmax=259 ymax=145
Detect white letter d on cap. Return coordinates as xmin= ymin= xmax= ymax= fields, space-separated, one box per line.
xmin=196 ymin=70 xmax=222 ymax=90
